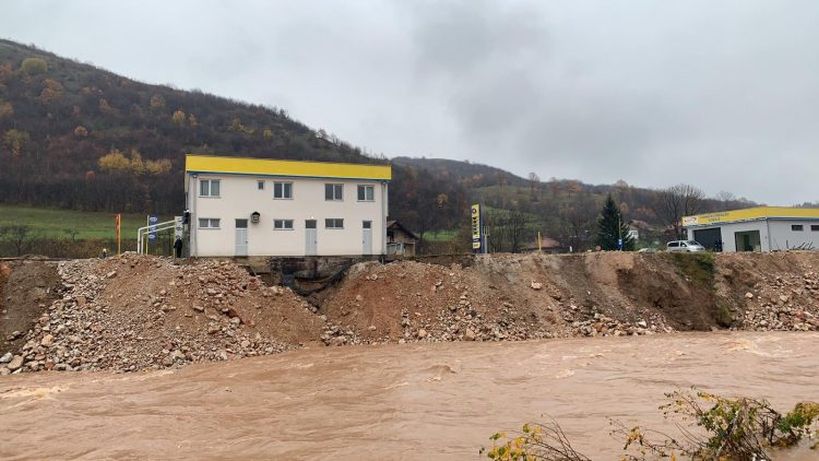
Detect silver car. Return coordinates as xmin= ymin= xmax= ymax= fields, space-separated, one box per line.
xmin=666 ymin=240 xmax=706 ymax=252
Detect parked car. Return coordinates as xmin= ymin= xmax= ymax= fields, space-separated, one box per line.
xmin=666 ymin=240 xmax=706 ymax=252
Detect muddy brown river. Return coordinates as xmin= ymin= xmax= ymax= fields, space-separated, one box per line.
xmin=1 ymin=331 xmax=817 ymax=460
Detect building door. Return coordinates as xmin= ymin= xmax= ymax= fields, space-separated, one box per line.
xmin=362 ymin=220 xmax=372 ymax=255
xmin=735 ymin=230 xmax=760 ymax=252
xmin=305 ymin=219 xmax=317 ymax=256
xmin=693 ymin=228 xmax=723 ymax=251
xmin=235 ymin=219 xmax=248 ymax=256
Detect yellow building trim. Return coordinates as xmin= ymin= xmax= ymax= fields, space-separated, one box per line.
xmin=683 ymin=206 xmax=819 ymax=226
xmin=185 ymin=154 xmax=392 ymax=181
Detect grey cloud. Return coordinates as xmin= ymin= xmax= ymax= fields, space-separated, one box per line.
xmin=2 ymin=0 xmax=819 ymax=204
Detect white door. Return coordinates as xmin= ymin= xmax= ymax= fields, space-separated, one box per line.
xmin=362 ymin=220 xmax=372 ymax=255
xmin=305 ymin=219 xmax=317 ymax=256
xmin=235 ymin=219 xmax=248 ymax=256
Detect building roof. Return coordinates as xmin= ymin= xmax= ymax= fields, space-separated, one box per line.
xmin=185 ymin=154 xmax=392 ymax=181
xmin=386 ymin=220 xmax=419 ymax=240
xmin=683 ymin=206 xmax=819 ymax=227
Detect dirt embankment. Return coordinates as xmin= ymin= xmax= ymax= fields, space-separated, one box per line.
xmin=2 ymin=251 xmax=819 ymax=374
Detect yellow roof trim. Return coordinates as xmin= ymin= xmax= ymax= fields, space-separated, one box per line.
xmin=683 ymin=206 xmax=819 ymax=226
xmin=185 ymin=154 xmax=391 ymax=181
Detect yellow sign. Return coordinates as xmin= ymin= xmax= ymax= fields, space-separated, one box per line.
xmin=186 ymin=154 xmax=392 ymax=181
xmin=683 ymin=206 xmax=819 ymax=227
xmin=471 ymin=204 xmax=481 ymax=249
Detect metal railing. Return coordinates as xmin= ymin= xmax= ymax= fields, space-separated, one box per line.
xmin=136 ymin=219 xmax=177 ymax=255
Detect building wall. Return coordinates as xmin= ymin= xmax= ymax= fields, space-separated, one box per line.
xmin=686 ymin=219 xmax=819 ymax=252
xmin=188 ymin=173 xmax=388 ymax=256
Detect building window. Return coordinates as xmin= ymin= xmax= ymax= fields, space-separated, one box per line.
xmin=199 ymin=179 xmax=220 ymax=197
xmin=792 ymin=224 xmax=804 ymax=231
xmin=325 ymin=218 xmax=344 ymax=229
xmin=357 ymin=185 xmax=375 ymax=201
xmin=257 ymin=180 xmax=265 ymax=190
xmin=363 ymin=220 xmax=372 ymax=229
xmin=198 ymin=218 xmax=220 ymax=229
xmin=812 ymin=225 xmax=819 ymax=231
xmin=273 ymin=182 xmax=292 ymax=199
xmin=325 ymin=183 xmax=343 ymax=201
xmin=274 ymin=219 xmax=294 ymax=231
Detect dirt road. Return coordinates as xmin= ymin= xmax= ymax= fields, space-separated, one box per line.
xmin=1 ymin=331 xmax=817 ymax=460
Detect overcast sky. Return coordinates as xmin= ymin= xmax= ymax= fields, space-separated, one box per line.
xmin=2 ymin=0 xmax=818 ymax=204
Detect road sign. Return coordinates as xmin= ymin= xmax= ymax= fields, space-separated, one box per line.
xmin=174 ymin=216 xmax=183 ymax=239
xmin=148 ymin=215 xmax=159 ymax=241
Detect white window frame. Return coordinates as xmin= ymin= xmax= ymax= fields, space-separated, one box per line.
xmin=325 ymin=183 xmax=343 ymax=201
xmin=199 ymin=179 xmax=221 ymax=198
xmin=198 ymin=218 xmax=221 ymax=229
xmin=357 ymin=184 xmax=375 ymax=202
xmin=273 ymin=181 xmax=293 ymax=199
xmin=273 ymin=219 xmax=294 ymax=231
xmin=325 ymin=218 xmax=344 ymax=229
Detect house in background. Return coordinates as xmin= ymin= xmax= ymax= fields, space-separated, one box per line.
xmin=386 ymin=220 xmax=418 ymax=257
xmin=185 ymin=154 xmax=391 ymax=257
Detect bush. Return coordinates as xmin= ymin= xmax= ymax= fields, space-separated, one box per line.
xmin=20 ymin=57 xmax=48 ymax=75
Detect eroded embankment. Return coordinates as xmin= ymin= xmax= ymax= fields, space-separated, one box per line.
xmin=2 ymin=251 xmax=819 ymax=374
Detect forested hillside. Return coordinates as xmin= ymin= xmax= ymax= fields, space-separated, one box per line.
xmin=0 ymin=39 xmax=753 ymax=254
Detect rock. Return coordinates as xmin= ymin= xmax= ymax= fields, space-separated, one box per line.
xmin=192 ymin=305 xmax=205 ymax=313
xmin=40 ymin=334 xmax=54 ymax=347
xmin=745 ymin=292 xmax=754 ymax=299
xmin=355 ymin=294 xmax=364 ymax=302
xmin=7 ymin=355 xmax=23 ymax=371
xmin=779 ymin=294 xmax=790 ymax=303
xmin=636 ymin=320 xmax=647 ymax=328
xmin=106 ymin=270 xmax=117 ymax=279
xmin=530 ymin=281 xmax=543 ymax=290
xmin=367 ymin=325 xmax=377 ymax=331
xmin=464 ymin=328 xmax=477 ymax=341
xmin=0 ymin=352 xmax=11 ymax=363
xmin=417 ymin=329 xmax=428 ymax=339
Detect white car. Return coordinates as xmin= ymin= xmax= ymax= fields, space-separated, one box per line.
xmin=666 ymin=240 xmax=706 ymax=252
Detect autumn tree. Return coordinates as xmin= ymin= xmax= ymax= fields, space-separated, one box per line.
xmin=38 ymin=79 xmax=64 ymax=104
xmin=596 ymin=194 xmax=634 ymax=250
xmin=0 ymin=100 xmax=13 ymax=119
xmin=658 ymin=184 xmax=705 ymax=239
xmin=171 ymin=109 xmax=186 ymax=127
xmin=3 ymin=129 xmax=30 ymax=157
xmin=20 ymin=57 xmax=48 ymax=75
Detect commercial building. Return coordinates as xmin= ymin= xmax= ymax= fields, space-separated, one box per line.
xmin=683 ymin=207 xmax=819 ymax=252
xmin=185 ymin=154 xmax=391 ymax=257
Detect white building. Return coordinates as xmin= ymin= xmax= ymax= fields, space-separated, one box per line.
xmin=185 ymin=154 xmax=391 ymax=257
xmin=683 ymin=206 xmax=819 ymax=252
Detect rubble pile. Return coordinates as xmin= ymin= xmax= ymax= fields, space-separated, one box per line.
xmin=320 ymin=259 xmax=674 ymax=346
xmin=1 ymin=254 xmax=324 ymax=374
xmin=739 ymin=271 xmax=819 ymax=331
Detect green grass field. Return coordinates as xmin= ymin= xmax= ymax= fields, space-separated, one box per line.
xmin=425 ymin=230 xmax=457 ymax=242
xmin=0 ymin=205 xmax=169 ymax=240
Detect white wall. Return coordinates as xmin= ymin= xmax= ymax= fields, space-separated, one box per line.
xmin=768 ymin=220 xmax=819 ymax=251
xmin=189 ymin=174 xmax=387 ymax=257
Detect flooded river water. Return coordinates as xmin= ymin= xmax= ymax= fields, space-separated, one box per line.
xmin=1 ymin=331 xmax=817 ymax=460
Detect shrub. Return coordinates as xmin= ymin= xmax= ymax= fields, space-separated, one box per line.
xmin=20 ymin=57 xmax=48 ymax=75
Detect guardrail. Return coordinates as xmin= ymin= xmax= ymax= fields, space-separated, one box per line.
xmin=136 ymin=219 xmax=177 ymax=254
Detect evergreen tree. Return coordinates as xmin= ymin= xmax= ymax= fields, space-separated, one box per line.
xmin=596 ymin=194 xmax=634 ymax=250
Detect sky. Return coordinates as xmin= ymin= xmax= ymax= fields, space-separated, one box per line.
xmin=2 ymin=0 xmax=819 ymax=205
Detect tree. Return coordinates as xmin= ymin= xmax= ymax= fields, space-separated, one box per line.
xmin=658 ymin=184 xmax=705 ymax=239
xmin=3 ymin=129 xmax=30 ymax=158
xmin=528 ymin=172 xmax=540 ymax=201
xmin=596 ymin=194 xmax=634 ymax=250
xmin=557 ymin=194 xmax=599 ymax=252
xmin=0 ymin=100 xmax=13 ymax=119
xmin=171 ymin=110 xmax=186 ymax=127
xmin=38 ymin=79 xmax=64 ymax=104
xmin=20 ymin=57 xmax=47 ymax=75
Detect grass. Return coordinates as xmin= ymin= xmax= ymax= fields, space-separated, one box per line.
xmin=0 ymin=204 xmax=170 ymax=240
xmin=425 ymin=230 xmax=458 ymax=242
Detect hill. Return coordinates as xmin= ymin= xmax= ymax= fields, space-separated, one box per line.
xmin=0 ymin=39 xmax=380 ymax=214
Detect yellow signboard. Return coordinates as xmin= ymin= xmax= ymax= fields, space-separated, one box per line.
xmin=471 ymin=204 xmax=481 ymax=250
xmin=683 ymin=206 xmax=819 ymax=227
